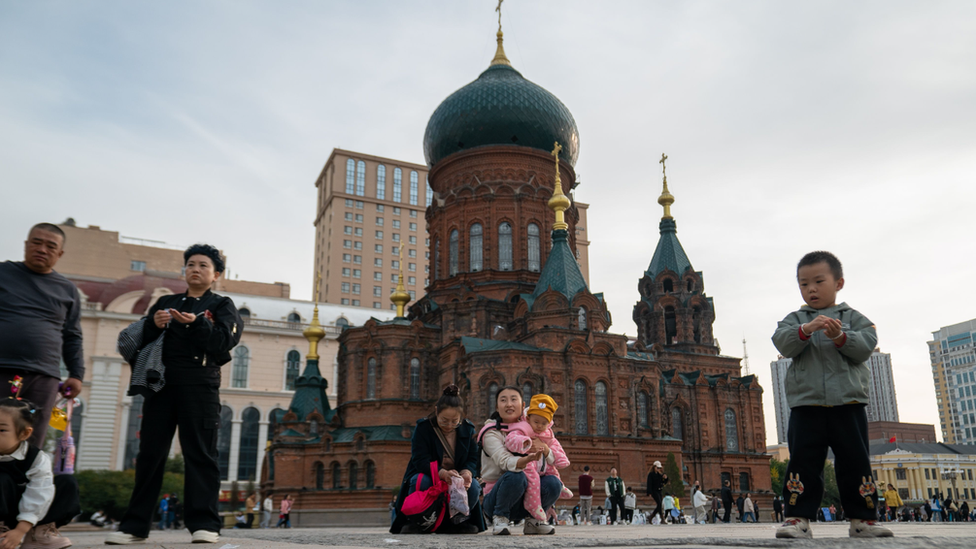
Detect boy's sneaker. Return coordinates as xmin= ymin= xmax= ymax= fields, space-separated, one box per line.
xmin=523 ymin=518 xmax=555 ymax=535
xmin=849 ymin=519 xmax=893 ymax=538
xmin=104 ymin=531 xmax=148 ymax=545
xmin=775 ymin=517 xmax=812 ymax=539
xmin=491 ymin=516 xmax=510 ymax=535
xmin=21 ymin=523 xmax=72 ymax=549
xmin=191 ymin=530 xmax=220 ymax=543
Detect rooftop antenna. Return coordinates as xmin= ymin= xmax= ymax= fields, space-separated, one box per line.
xmin=742 ymin=337 xmax=751 ymax=375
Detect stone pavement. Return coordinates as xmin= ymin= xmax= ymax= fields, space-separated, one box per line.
xmin=62 ymin=522 xmax=976 ymax=549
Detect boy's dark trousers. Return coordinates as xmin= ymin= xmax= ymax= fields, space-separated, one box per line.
xmin=609 ymin=496 xmax=624 ymax=523
xmin=783 ymin=404 xmax=878 ymax=520
xmin=0 ymin=473 xmax=80 ymax=527
xmin=118 ymin=383 xmax=222 ymax=538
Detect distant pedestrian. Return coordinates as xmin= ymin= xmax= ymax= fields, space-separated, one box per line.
xmin=260 ymin=494 xmax=273 ymax=528
xmin=771 ymin=251 xmax=892 ymax=539
xmin=389 ymin=496 xmax=396 ymax=526
xmin=578 ymin=466 xmax=594 ymax=525
xmin=623 ymin=488 xmax=637 ymax=524
xmin=883 ymin=484 xmax=902 ymax=522
xmin=742 ymin=493 xmax=755 ymax=523
xmin=773 ymin=496 xmax=784 ymax=522
xmin=0 ymin=223 xmax=85 ymax=448
xmin=245 ymin=492 xmax=257 ymax=528
xmin=710 ymin=492 xmax=720 ymax=523
xmin=663 ymin=493 xmax=675 ymax=524
xmin=930 ymin=496 xmax=942 ymax=522
xmin=692 ymin=484 xmax=710 ymax=524
xmin=169 ymin=494 xmax=180 ymax=529
xmin=736 ymin=494 xmax=744 ymax=522
xmin=605 ymin=468 xmax=625 ymax=525
xmin=721 ymin=479 xmax=733 ymax=523
xmin=277 ymin=494 xmax=292 ymax=528
xmin=646 ymin=461 xmax=667 ymax=524
xmin=158 ymin=495 xmax=170 ymax=530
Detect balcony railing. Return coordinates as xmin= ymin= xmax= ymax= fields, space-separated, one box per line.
xmin=241 ymin=317 xmax=343 ymax=335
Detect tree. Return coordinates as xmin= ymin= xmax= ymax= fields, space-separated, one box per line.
xmin=165 ymin=454 xmax=185 ymax=474
xmin=770 ymin=458 xmax=788 ymax=496
xmin=663 ymin=452 xmax=685 ymax=499
xmin=77 ymin=469 xmax=184 ymax=521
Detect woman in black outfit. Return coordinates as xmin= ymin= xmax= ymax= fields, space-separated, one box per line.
xmin=107 ymin=244 xmax=243 ymax=545
xmin=390 ymin=385 xmax=484 ymax=534
xmin=646 ymin=460 xmax=667 ymax=523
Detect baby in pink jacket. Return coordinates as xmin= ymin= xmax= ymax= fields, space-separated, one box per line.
xmin=504 ymin=393 xmax=574 ymax=521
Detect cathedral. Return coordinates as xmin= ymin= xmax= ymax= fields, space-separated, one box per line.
xmin=262 ymin=25 xmax=770 ymax=525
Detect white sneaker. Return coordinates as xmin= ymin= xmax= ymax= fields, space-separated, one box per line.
xmin=523 ymin=518 xmax=555 ymax=535
xmin=775 ymin=517 xmax=812 ymax=539
xmin=191 ymin=531 xmax=220 ymax=543
xmin=104 ymin=532 xmax=148 ymax=545
xmin=491 ymin=516 xmax=510 ymax=535
xmin=849 ymin=519 xmax=893 ymax=538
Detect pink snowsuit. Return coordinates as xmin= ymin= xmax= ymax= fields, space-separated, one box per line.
xmin=504 ymin=419 xmax=574 ymax=521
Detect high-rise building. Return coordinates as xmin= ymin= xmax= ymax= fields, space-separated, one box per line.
xmin=930 ymin=319 xmax=976 ymax=444
xmin=769 ymin=355 xmax=792 ymax=444
xmin=865 ymin=349 xmax=899 ymax=422
xmin=769 ymin=349 xmax=899 ymax=444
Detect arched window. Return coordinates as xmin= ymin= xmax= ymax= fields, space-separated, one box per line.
xmin=687 ymin=279 xmax=694 ymax=292
xmin=232 ymin=346 xmax=249 ymax=388
xmin=393 ymin=168 xmax=402 ymax=202
xmin=725 ymin=408 xmax=739 ymax=452
xmin=578 ymin=307 xmax=587 ymax=330
xmin=366 ymin=358 xmax=377 ymax=399
xmin=238 ymin=308 xmax=251 ymax=319
xmin=433 ymin=238 xmax=440 ymax=280
xmin=595 ymin=381 xmax=609 ymax=435
xmin=527 ymin=223 xmax=540 ymax=272
xmin=356 ymin=160 xmax=366 ymax=196
xmin=217 ymin=406 xmax=233 ymax=480
xmin=409 ymin=171 xmax=419 ymax=205
xmin=425 ymin=178 xmax=433 ymax=207
xmin=238 ymin=407 xmax=260 ymax=481
xmin=469 ymin=223 xmax=483 ymax=272
xmin=345 ymin=159 xmax=355 ymax=194
xmin=336 ymin=317 xmax=349 ymax=329
xmin=332 ymin=462 xmax=341 ymax=489
xmin=574 ymin=380 xmax=588 ymax=434
xmin=522 ymin=382 xmax=534 ymax=404
xmin=449 ymin=229 xmax=459 ymax=276
xmin=739 ymin=471 xmax=750 ymax=491
xmin=637 ymin=391 xmax=649 ymax=428
xmin=664 ymin=306 xmax=677 ymax=345
xmin=409 ymin=358 xmax=420 ymax=399
xmin=376 ymin=165 xmax=386 ymax=199
xmin=348 ymin=461 xmax=359 ymax=489
xmin=672 ymin=407 xmax=683 ymax=440
xmin=692 ymin=306 xmax=702 ymax=344
xmin=285 ymin=350 xmax=301 ymax=391
xmin=267 ymin=408 xmax=284 ymax=443
xmin=123 ymin=395 xmax=144 ymax=470
xmin=315 ymin=462 xmax=325 ymax=489
xmin=498 ymin=222 xmax=513 ymax=271
xmin=663 ymin=279 xmax=673 ymax=293
xmin=487 ymin=382 xmax=499 ymax=412
xmin=366 ymin=461 xmax=376 ymax=489
xmin=287 ymin=312 xmax=301 ymax=323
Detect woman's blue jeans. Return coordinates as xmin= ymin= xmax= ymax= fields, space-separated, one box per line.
xmin=483 ymin=471 xmax=561 ymax=521
xmin=407 ymin=473 xmax=482 ymax=516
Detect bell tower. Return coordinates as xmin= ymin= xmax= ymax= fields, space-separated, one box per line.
xmin=633 ymin=155 xmax=716 ymax=353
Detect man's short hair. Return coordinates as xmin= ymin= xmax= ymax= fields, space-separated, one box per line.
xmin=584 ymin=466 xmax=590 ymax=472
xmin=183 ymin=243 xmax=226 ymax=273
xmin=797 ymin=250 xmax=843 ymax=280
xmin=29 ymin=223 xmax=66 ymax=246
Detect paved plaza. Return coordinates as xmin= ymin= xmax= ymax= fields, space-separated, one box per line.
xmin=63 ymin=522 xmax=976 ymax=549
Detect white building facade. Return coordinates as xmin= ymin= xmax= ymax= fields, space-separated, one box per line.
xmin=930 ymin=319 xmax=976 ymax=444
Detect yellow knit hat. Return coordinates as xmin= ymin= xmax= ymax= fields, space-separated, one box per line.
xmin=527 ymin=394 xmax=558 ymax=423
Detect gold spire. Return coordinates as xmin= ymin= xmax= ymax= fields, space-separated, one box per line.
xmin=303 ymin=272 xmax=325 ymax=360
xmin=390 ymin=246 xmax=410 ymax=317
xmin=658 ymin=153 xmax=674 ymax=219
xmin=490 ymin=0 xmax=511 ymax=67
xmin=548 ymin=141 xmax=571 ymax=231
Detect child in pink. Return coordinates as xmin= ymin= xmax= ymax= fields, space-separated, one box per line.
xmin=503 ymin=394 xmax=573 ymax=521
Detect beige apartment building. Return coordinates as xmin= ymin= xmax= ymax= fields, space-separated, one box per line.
xmin=312 ymin=149 xmax=590 ymax=310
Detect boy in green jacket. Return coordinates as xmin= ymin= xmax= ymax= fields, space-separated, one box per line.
xmin=771 ymin=251 xmax=892 ymax=539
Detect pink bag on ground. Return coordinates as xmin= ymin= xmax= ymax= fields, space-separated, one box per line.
xmin=401 ymin=462 xmax=449 ymax=532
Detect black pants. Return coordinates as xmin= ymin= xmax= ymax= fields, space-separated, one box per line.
xmin=624 ymin=509 xmax=633 ymax=522
xmin=0 ymin=370 xmax=61 ymax=448
xmin=608 ymin=496 xmax=624 ymax=523
xmin=650 ymin=491 xmax=664 ymax=521
xmin=0 ymin=473 xmax=80 ymax=527
xmin=119 ymin=384 xmax=222 ymax=538
xmin=722 ymin=500 xmax=732 ymax=522
xmin=784 ymin=404 xmax=877 ymax=520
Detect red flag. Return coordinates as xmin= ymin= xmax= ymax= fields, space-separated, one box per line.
xmin=889 ymin=436 xmax=896 ymax=443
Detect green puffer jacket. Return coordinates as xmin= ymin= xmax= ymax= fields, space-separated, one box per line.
xmin=771 ymin=302 xmax=877 ymax=408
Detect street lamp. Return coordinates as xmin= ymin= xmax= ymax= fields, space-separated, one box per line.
xmin=940 ymin=466 xmax=963 ymax=500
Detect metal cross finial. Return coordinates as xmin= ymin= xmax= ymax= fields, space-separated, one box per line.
xmin=659 ymin=153 xmax=668 ymax=178
xmin=496 ymin=0 xmax=504 ymax=32
xmin=552 ymin=141 xmax=562 ymax=159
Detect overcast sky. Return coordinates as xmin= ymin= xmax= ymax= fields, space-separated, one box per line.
xmin=2 ymin=1 xmax=975 ymax=446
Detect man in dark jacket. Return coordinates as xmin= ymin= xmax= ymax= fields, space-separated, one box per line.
xmin=721 ymin=480 xmax=734 ymax=523
xmin=0 ymin=223 xmax=85 ymax=447
xmin=736 ymin=494 xmax=745 ymax=522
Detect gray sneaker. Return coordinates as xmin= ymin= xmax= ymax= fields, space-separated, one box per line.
xmin=491 ymin=516 xmax=510 ymax=535
xmin=523 ymin=518 xmax=555 ymax=535
xmin=104 ymin=532 xmax=148 ymax=545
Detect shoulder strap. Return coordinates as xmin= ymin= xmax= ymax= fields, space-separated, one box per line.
xmin=432 ymin=424 xmax=456 ymax=465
